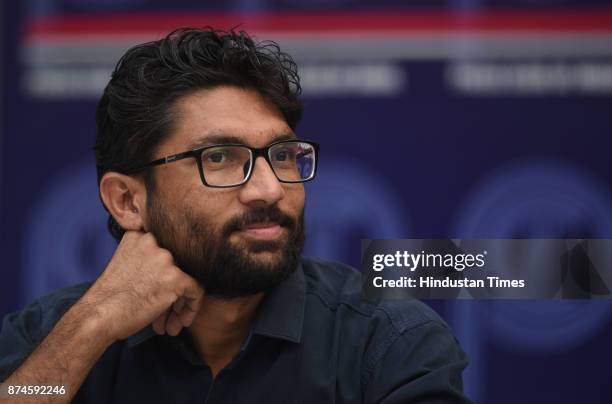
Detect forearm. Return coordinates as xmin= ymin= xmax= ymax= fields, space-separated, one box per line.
xmin=1 ymin=300 xmax=115 ymax=403
xmin=0 ymin=232 xmax=204 ymax=402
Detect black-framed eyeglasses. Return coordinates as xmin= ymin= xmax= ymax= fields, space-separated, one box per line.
xmin=128 ymin=139 xmax=319 ymax=188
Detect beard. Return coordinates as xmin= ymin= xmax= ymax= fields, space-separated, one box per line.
xmin=146 ymin=190 xmax=305 ymax=299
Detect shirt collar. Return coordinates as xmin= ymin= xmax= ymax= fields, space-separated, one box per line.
xmin=127 ymin=261 xmax=306 ymax=348
xmin=250 ymin=263 xmax=306 ymax=344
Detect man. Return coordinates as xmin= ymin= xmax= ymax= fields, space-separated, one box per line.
xmin=0 ymin=28 xmax=470 ymax=403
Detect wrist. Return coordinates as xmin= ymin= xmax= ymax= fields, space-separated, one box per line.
xmin=67 ymin=296 xmax=118 ymax=348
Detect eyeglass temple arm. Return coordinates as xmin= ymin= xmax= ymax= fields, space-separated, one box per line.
xmin=129 ymin=151 xmax=194 ymax=172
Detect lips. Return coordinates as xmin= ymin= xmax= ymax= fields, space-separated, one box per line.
xmin=238 ymin=223 xmax=283 ymax=240
xmin=223 ymin=207 xmax=295 ymax=241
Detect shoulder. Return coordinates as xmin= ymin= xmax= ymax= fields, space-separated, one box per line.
xmin=300 ymin=257 xmax=467 ymax=396
xmin=301 ymin=256 xmax=448 ymax=333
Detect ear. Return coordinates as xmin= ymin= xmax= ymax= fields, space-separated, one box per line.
xmin=99 ymin=172 xmax=147 ymax=232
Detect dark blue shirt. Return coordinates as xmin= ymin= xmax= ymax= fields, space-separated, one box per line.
xmin=0 ymin=257 xmax=470 ymax=403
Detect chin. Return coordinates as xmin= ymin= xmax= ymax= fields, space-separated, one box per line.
xmin=247 ymin=248 xmax=286 ymax=265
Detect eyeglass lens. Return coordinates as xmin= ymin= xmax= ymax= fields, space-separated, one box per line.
xmin=201 ymin=142 xmax=315 ymax=186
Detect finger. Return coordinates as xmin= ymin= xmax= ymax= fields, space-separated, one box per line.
xmin=180 ymin=293 xmax=203 ymax=328
xmin=152 ymin=309 xmax=171 ymax=335
xmin=179 ymin=277 xmax=204 ymax=312
xmin=178 ymin=306 xmax=198 ymax=327
xmin=178 ymin=279 xmax=203 ymax=328
xmin=172 ymin=297 xmax=185 ymax=314
xmin=165 ymin=312 xmax=183 ymax=336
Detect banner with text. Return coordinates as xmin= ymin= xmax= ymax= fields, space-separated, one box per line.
xmin=362 ymin=239 xmax=612 ymax=299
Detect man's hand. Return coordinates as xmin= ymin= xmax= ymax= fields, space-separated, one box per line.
xmin=2 ymin=231 xmax=203 ymax=403
xmin=83 ymin=230 xmax=204 ymax=341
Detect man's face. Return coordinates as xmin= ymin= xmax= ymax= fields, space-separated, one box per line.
xmin=145 ymin=86 xmax=306 ymax=298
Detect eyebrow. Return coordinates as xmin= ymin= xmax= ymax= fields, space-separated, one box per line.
xmin=188 ymin=131 xmax=297 ymax=150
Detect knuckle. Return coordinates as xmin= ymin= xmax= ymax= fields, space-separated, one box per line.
xmin=157 ymin=249 xmax=174 ymax=264
xmin=160 ymin=268 xmax=180 ymax=284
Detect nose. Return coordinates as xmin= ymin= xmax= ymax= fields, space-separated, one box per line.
xmin=238 ymin=156 xmax=285 ymax=206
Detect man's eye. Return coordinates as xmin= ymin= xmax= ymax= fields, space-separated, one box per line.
xmin=274 ymin=149 xmax=295 ymax=162
xmin=206 ymin=151 xmax=226 ymax=163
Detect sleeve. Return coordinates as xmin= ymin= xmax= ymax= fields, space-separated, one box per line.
xmin=0 ymin=301 xmax=45 ymax=382
xmin=363 ymin=321 xmax=473 ymax=404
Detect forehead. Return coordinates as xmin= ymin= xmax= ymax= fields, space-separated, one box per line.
xmin=161 ymin=86 xmax=294 ymax=153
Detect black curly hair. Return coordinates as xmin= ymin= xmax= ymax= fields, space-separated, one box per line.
xmin=94 ymin=27 xmax=303 ymax=242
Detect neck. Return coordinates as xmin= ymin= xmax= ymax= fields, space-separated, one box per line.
xmin=187 ymin=292 xmax=265 ymax=376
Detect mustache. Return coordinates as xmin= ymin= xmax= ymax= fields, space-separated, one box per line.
xmin=222 ymin=206 xmax=296 ymax=236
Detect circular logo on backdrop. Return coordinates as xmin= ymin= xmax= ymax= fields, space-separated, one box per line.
xmin=22 ymin=162 xmax=116 ymax=304
xmin=451 ymin=158 xmax=612 ymax=353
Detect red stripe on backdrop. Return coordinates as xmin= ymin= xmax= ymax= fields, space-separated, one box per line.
xmin=24 ymin=9 xmax=612 ymax=39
